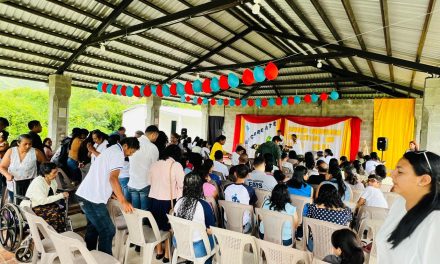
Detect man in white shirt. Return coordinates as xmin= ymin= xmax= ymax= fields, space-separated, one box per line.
xmin=246 ymin=156 xmax=278 ymax=191
xmin=324 ymin=148 xmax=335 ymax=165
xmin=213 ymin=150 xmax=229 ymax=179
xmin=289 ymin=134 xmax=303 ymax=155
xmin=127 ymin=125 xmax=159 ymax=211
xmin=76 ymin=137 xmax=139 ymax=255
xmin=365 ymin=152 xmax=382 ymax=175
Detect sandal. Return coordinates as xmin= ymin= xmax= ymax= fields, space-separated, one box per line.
xmin=156 ymin=252 xmax=165 ymax=260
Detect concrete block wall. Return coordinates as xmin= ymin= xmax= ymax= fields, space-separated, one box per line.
xmin=209 ymin=99 xmax=374 ymax=153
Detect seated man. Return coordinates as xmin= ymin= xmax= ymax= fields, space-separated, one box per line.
xmin=246 ymin=156 xmax=277 ymax=191
xmin=224 ymin=164 xmax=257 ymax=233
xmin=213 ymin=150 xmax=229 ymax=179
xmin=307 ymin=160 xmax=327 ymax=185
xmin=26 ymin=162 xmax=69 ymax=232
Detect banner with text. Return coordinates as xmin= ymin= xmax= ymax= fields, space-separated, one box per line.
xmin=242 ymin=119 xmax=281 ymax=148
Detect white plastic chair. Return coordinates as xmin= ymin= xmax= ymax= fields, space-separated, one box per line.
xmin=121 ymin=208 xmax=170 ymax=264
xmin=356 ymin=206 xmax=389 ymax=231
xmin=255 ymin=208 xmax=296 ymax=246
xmin=380 ymin=184 xmax=393 ymax=192
xmin=256 ymin=238 xmax=312 ymax=264
xmin=290 ymin=195 xmax=312 ymax=225
xmin=382 ymin=192 xmax=400 ymax=208
xmin=312 ymin=258 xmax=330 ymax=264
xmin=211 ymin=226 xmax=258 ymax=264
xmin=254 ymin=189 xmax=271 ymax=208
xmin=107 ymin=199 xmax=128 ymax=262
xmin=46 ymin=227 xmax=120 ymax=264
xmin=302 ymin=217 xmax=347 ymax=259
xmin=218 ymin=200 xmax=254 ymax=233
xmin=167 ymin=214 xmax=217 ymax=264
xmin=22 ymin=206 xmax=84 ymax=264
xmin=352 ymin=189 xmax=363 ymax=203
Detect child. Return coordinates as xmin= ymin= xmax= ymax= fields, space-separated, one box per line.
xmin=356 ymin=174 xmax=388 ymax=211
xmin=231 ymin=145 xmax=246 ymax=166
xmin=0 ymin=130 xmax=9 ymax=160
xmin=323 ymin=229 xmax=364 ymax=264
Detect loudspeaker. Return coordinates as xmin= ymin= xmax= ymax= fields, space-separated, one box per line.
xmin=181 ymin=128 xmax=187 ymax=139
xmin=377 ymin=137 xmax=388 ymax=151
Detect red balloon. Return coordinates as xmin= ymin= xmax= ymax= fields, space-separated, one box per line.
xmin=210 ymin=98 xmax=216 ymax=105
xmin=242 ymin=69 xmax=255 ymax=86
xmin=156 ymin=85 xmax=163 ymax=97
xmin=120 ymin=85 xmax=127 ymax=96
xmin=102 ymin=83 xmax=108 ymax=93
xmin=219 ymin=75 xmax=229 ymax=90
xmin=202 ymin=79 xmax=212 ymax=93
xmin=275 ymin=97 xmax=282 ymax=105
xmin=143 ymin=85 xmax=152 ymax=97
xmin=170 ymin=83 xmax=177 ymax=96
xmin=235 ymin=98 xmax=241 ymax=106
xmin=261 ymin=98 xmax=268 ymax=107
xmin=247 ymin=99 xmax=255 ymax=106
xmin=133 ymin=86 xmax=141 ymax=97
xmin=184 ymin=81 xmax=194 ymax=95
xmin=197 ymin=97 xmax=203 ymax=105
xmin=265 ymin=62 xmax=279 ymax=80
xmin=287 ymin=96 xmax=294 ymax=105
xmin=320 ymin=92 xmax=328 ymax=101
xmin=224 ymin=98 xmax=230 ymax=106
xmin=110 ymin=84 xmax=116 ymax=95
xmin=185 ymin=96 xmax=191 ymax=102
xmin=304 ymin=94 xmax=312 ymax=103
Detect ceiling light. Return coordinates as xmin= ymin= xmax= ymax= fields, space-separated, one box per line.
xmin=317 ymin=59 xmax=323 ymax=68
xmin=100 ymin=43 xmax=106 ymax=52
xmin=252 ymin=3 xmax=261 ymax=14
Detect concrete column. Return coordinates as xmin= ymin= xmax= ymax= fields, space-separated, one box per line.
xmin=145 ymin=96 xmax=162 ymax=127
xmin=200 ymin=104 xmax=209 ymax=140
xmin=48 ymin=74 xmax=71 ymax=148
xmin=420 ymin=78 xmax=440 ymax=153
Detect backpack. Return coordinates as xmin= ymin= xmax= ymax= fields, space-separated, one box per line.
xmin=51 ymin=137 xmax=71 ymax=168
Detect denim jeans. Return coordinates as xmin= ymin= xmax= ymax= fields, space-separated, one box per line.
xmin=127 ymin=185 xmax=150 ymax=211
xmin=76 ymin=195 xmax=115 ymax=255
xmin=118 ymin=177 xmax=129 ymax=199
xmin=173 ymin=235 xmax=215 ymax=264
xmin=67 ymin=158 xmax=82 ymax=183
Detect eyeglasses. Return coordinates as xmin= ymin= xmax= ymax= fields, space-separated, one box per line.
xmin=415 ymin=151 xmax=432 ymax=172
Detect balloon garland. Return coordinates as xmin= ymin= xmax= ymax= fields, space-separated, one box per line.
xmin=96 ymin=60 xmax=340 ymax=107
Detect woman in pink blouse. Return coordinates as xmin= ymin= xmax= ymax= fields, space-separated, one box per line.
xmin=148 ymin=144 xmax=185 ymax=263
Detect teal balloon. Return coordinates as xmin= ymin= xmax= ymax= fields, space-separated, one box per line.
xmin=140 ymin=85 xmax=145 ymax=97
xmin=229 ymin=99 xmax=235 ymax=106
xmin=330 ymin=91 xmax=339 ymax=100
xmin=193 ymin=80 xmax=202 ymax=93
xmin=294 ymin=96 xmax=301 ymax=104
xmin=256 ymin=98 xmax=262 ymax=107
xmin=253 ymin=66 xmax=265 ymax=82
xmin=218 ymin=98 xmax=223 ymax=105
xmin=97 ymin=82 xmax=103 ymax=92
xmin=203 ymin=98 xmax=208 ymax=105
xmin=192 ymin=97 xmax=198 ymax=104
xmin=211 ymin=77 xmax=220 ymax=92
xmin=163 ymin=84 xmax=171 ymax=97
xmin=269 ymin=98 xmax=275 ymax=106
xmin=180 ymin=95 xmax=185 ymax=102
xmin=126 ymin=86 xmax=134 ymax=97
xmin=282 ymin=97 xmax=288 ymax=105
xmin=241 ymin=99 xmax=247 ymax=107
xmin=116 ymin=85 xmax=122 ymax=95
xmin=311 ymin=93 xmax=319 ymax=103
xmin=151 ymin=85 xmax=157 ymax=96
xmin=228 ymin=73 xmax=239 ymax=88
xmin=177 ymin=83 xmax=185 ymax=95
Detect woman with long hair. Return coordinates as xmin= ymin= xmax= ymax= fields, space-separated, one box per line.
xmin=259 ymin=184 xmax=298 ymax=246
xmin=376 ymin=151 xmax=440 ymax=263
xmin=304 ymin=152 xmax=317 ymax=175
xmin=43 ymin=137 xmax=54 ymax=160
xmin=87 ymin=129 xmax=108 ymax=164
xmin=343 ymin=166 xmax=364 ymax=191
xmin=209 ymin=135 xmax=229 ymax=160
xmin=174 ymin=172 xmax=216 ymax=264
xmin=286 ymin=165 xmax=313 ymax=197
xmin=323 ymin=229 xmax=364 ymax=264
xmin=317 ymin=166 xmax=351 ymax=201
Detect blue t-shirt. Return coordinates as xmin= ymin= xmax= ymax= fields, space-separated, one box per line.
xmin=209 ymin=173 xmax=221 ymax=187
xmin=288 ymin=184 xmax=312 ymax=198
xmin=321 ymin=179 xmax=351 ymax=202
xmin=259 ymin=199 xmax=296 ymax=241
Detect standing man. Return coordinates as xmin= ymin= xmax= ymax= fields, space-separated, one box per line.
xmin=255 ymin=136 xmax=283 ymax=169
xmin=276 ymin=130 xmax=284 ymax=147
xmin=75 ymin=137 xmax=139 ymax=255
xmin=289 ymin=134 xmax=303 ymax=156
xmin=127 ymin=125 xmax=159 ymax=211
xmin=28 ymin=120 xmax=45 ymax=155
xmin=111 ymin=127 xmax=127 ymax=141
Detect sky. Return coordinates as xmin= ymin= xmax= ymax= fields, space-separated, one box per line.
xmin=0 ymin=77 xmax=48 ymax=90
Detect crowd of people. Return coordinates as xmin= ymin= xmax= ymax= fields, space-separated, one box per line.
xmin=0 ymin=116 xmax=438 ymax=263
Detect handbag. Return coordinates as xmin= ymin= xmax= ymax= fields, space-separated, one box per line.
xmin=169 ymin=160 xmax=176 ymax=212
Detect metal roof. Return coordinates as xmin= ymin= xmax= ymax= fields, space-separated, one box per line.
xmin=0 ymin=0 xmax=439 ymax=101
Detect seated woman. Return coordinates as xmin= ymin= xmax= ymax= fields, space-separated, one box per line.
xmin=25 ymin=162 xmax=69 ymax=232
xmin=323 ymin=229 xmax=364 ymax=264
xmin=317 ymin=167 xmax=351 ymax=202
xmin=259 ymin=184 xmax=298 ymax=246
xmin=286 ymin=166 xmax=313 ymax=198
xmin=198 ymin=165 xmax=219 ymax=199
xmin=174 ymin=172 xmax=216 ymax=264
xmin=343 ymin=166 xmax=365 ymax=191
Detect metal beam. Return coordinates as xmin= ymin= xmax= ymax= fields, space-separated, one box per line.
xmin=188 ymin=52 xmax=351 ymax=72
xmin=341 ymin=0 xmax=378 ymax=78
xmin=89 ymin=0 xmax=250 ymax=44
xmin=379 ymin=0 xmax=395 ymax=83
xmin=56 ymin=0 xmax=133 ymax=74
xmin=162 ymin=27 xmax=252 ymax=83
xmin=254 ymin=26 xmax=440 ymax=75
xmin=409 ymin=0 xmax=437 ymax=88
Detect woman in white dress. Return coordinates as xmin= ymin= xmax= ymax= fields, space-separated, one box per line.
xmin=376 ymin=151 xmax=440 ymax=264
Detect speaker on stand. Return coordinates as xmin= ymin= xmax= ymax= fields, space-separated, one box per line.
xmin=377 ymin=137 xmax=388 ymax=161
xmin=181 ymin=128 xmax=187 ymax=139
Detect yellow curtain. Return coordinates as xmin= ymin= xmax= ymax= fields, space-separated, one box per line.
xmin=341 ymin=119 xmax=352 ymax=159
xmin=373 ymin=99 xmax=415 ymax=170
